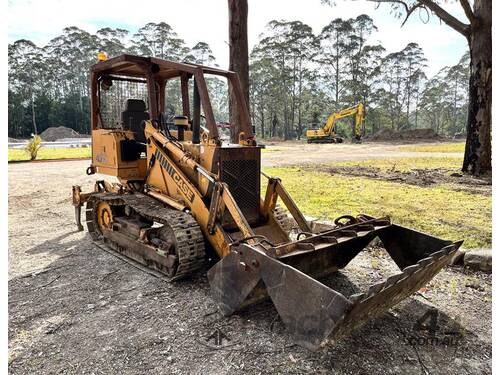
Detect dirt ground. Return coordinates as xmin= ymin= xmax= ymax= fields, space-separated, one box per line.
xmin=8 ymin=142 xmax=491 ymax=374
xmin=318 ymin=166 xmax=492 ymax=196
xmin=262 ymin=140 xmax=462 ymax=167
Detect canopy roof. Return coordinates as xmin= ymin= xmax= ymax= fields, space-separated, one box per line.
xmin=91 ymin=54 xmax=232 ymax=80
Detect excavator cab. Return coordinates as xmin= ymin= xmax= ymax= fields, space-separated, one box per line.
xmin=73 ymin=54 xmax=461 ymax=351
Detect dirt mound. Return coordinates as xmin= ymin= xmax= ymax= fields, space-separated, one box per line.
xmin=370 ymin=128 xmax=395 ymax=141
xmin=8 ymin=137 xmax=23 ymax=143
xmin=324 ymin=166 xmax=491 ymax=195
xmin=400 ymin=128 xmax=439 ymax=139
xmin=370 ymin=128 xmax=439 ymax=141
xmin=40 ymin=126 xmax=87 ymax=142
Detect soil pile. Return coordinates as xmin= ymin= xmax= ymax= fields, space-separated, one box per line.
xmin=8 ymin=137 xmax=23 ymax=143
xmin=40 ymin=126 xmax=88 ymax=141
xmin=324 ymin=166 xmax=491 ymax=195
xmin=370 ymin=128 xmax=440 ymax=141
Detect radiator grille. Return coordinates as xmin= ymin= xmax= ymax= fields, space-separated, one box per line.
xmin=221 ymin=159 xmax=260 ymax=222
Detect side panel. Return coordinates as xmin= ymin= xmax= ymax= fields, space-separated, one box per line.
xmin=92 ymin=129 xmax=147 ymax=180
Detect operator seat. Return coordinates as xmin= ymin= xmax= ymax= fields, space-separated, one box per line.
xmin=121 ymin=99 xmax=149 ymax=143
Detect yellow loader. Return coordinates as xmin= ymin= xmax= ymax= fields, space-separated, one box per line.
xmin=72 ymin=54 xmax=461 ymax=350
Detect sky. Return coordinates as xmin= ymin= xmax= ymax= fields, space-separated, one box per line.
xmin=7 ymin=0 xmax=469 ymax=77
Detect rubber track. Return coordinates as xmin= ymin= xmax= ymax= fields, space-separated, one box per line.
xmin=86 ymin=192 xmax=205 ymax=281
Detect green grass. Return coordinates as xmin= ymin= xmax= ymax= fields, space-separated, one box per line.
xmin=262 ymin=166 xmax=491 ymax=248
xmin=335 ymin=156 xmax=463 ymax=171
xmin=261 ymin=148 xmax=284 ymax=153
xmin=8 ymin=147 xmax=91 ymax=161
xmin=399 ymin=142 xmax=465 ymax=153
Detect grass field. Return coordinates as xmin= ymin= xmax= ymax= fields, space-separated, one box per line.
xmin=399 ymin=142 xmax=465 ymax=153
xmin=8 ymin=144 xmax=489 ymax=248
xmin=262 ymin=160 xmax=491 ymax=249
xmin=8 ymin=147 xmax=91 ymax=161
xmin=335 ymin=156 xmax=463 ymax=171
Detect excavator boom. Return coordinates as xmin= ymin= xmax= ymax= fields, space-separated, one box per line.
xmin=72 ymin=55 xmax=460 ymax=350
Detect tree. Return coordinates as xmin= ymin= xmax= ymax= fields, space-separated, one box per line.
xmin=228 ymin=0 xmax=249 ymax=143
xmin=249 ymin=57 xmax=280 ymax=138
xmin=8 ymin=40 xmax=44 ymax=135
xmin=380 ymin=51 xmax=406 ymax=129
xmin=185 ymin=42 xmax=217 ymax=65
xmin=318 ymin=18 xmax=353 ymax=108
xmin=418 ymin=57 xmax=469 ymax=135
xmin=354 ymin=0 xmax=491 ymax=174
xmin=96 ymin=27 xmax=129 ymax=58
xmin=401 ymin=43 xmax=427 ymax=126
xmin=445 ymin=54 xmax=470 ymax=135
xmin=131 ymin=22 xmax=187 ymax=60
xmin=7 ymin=19 xmax=471 ymax=144
xmin=347 ymin=14 xmax=378 ymax=104
xmin=252 ymin=20 xmax=319 ymax=140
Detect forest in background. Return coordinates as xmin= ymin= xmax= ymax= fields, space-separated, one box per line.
xmin=8 ymin=17 xmax=469 ymax=140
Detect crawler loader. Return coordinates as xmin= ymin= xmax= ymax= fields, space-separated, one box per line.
xmin=72 ymin=54 xmax=462 ymax=350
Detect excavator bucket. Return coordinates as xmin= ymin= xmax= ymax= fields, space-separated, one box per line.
xmin=208 ymin=218 xmax=462 ymax=350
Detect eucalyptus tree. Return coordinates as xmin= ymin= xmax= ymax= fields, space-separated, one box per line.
xmin=318 ymin=18 xmax=352 ymax=108
xmin=131 ymin=22 xmax=187 ymax=60
xmin=228 ymin=0 xmax=249 ymax=142
xmin=347 ymin=14 xmax=378 ymax=104
xmin=380 ymin=51 xmax=406 ymax=129
xmin=419 ymin=70 xmax=450 ymax=134
xmin=96 ymin=27 xmax=129 ymax=58
xmin=185 ymin=42 xmax=217 ymax=65
xmin=249 ymin=57 xmax=280 ymax=137
xmin=401 ymin=42 xmax=427 ymax=126
xmin=355 ymin=44 xmax=385 ymax=131
xmin=44 ymin=27 xmax=100 ymax=133
xmin=329 ymin=0 xmax=491 ymax=175
xmin=445 ymin=53 xmax=470 ymax=135
xmin=252 ymin=20 xmax=318 ymax=139
xmin=8 ymin=40 xmax=45 ymax=135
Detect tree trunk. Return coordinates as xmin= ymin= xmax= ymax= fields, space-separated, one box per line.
xmin=283 ymin=103 xmax=289 ymax=140
xmin=452 ymin=76 xmax=459 ymax=132
xmin=297 ymin=60 xmax=303 ymax=140
xmin=260 ymin=107 xmax=265 ymax=138
xmin=415 ymin=80 xmax=420 ymax=128
xmin=228 ymin=0 xmax=249 ymax=143
xmin=462 ymin=0 xmax=491 ymax=175
xmin=31 ymin=92 xmax=37 ymax=135
xmin=272 ymin=113 xmax=277 ymax=137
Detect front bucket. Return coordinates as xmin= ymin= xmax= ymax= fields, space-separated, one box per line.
xmin=208 ymin=223 xmax=462 ymax=350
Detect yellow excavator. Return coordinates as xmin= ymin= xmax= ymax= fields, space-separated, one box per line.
xmin=72 ymin=55 xmax=461 ymax=350
xmin=306 ymin=103 xmax=365 ymax=144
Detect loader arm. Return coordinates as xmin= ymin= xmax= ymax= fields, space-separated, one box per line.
xmin=143 ymin=121 xmax=263 ymax=256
